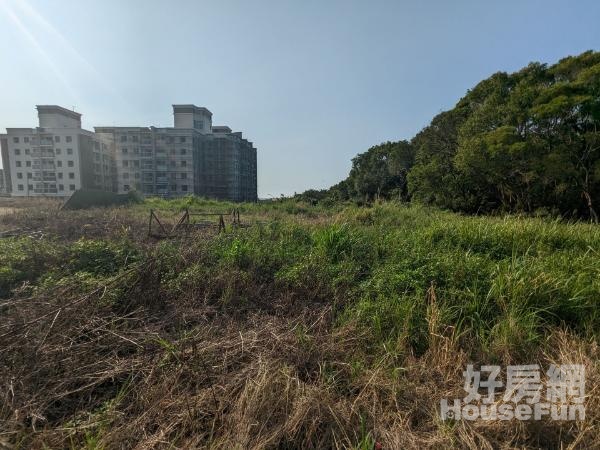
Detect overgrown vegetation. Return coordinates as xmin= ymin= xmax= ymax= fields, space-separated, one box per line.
xmin=300 ymin=50 xmax=600 ymax=221
xmin=1 ymin=198 xmax=599 ymax=448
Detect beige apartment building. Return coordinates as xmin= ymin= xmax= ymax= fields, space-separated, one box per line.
xmin=2 ymin=104 xmax=257 ymax=202
xmin=3 ymin=105 xmax=114 ymax=196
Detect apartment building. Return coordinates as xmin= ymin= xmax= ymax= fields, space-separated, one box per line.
xmin=95 ymin=104 xmax=257 ymax=201
xmin=2 ymin=104 xmax=258 ymax=201
xmin=0 ymin=134 xmax=10 ymax=194
xmin=4 ymin=106 xmax=115 ymax=197
xmin=196 ymin=126 xmax=258 ymax=202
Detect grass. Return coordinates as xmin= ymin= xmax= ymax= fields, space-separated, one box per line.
xmin=0 ymin=197 xmax=599 ymax=448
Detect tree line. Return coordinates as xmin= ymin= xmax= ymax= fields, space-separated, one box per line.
xmin=298 ymin=51 xmax=600 ymax=221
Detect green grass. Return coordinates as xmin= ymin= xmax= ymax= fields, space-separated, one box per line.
xmin=3 ymin=197 xmax=599 ymax=448
xmin=3 ymin=199 xmax=598 ymax=360
xmin=140 ymin=199 xmax=600 ymax=359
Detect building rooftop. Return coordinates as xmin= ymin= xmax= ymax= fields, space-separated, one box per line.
xmin=172 ymin=104 xmax=212 ymax=117
xmin=212 ymin=125 xmax=232 ymax=133
xmin=36 ymin=105 xmax=82 ymax=120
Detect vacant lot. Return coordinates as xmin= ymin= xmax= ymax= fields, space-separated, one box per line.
xmin=1 ymin=197 xmax=598 ymax=449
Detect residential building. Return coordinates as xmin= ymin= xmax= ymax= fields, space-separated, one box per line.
xmin=0 ymin=134 xmax=10 ymax=194
xmin=2 ymin=104 xmax=258 ymax=201
xmin=95 ymin=104 xmax=257 ymax=201
xmin=94 ymin=125 xmax=197 ymax=198
xmin=196 ymin=127 xmax=258 ymax=201
xmin=4 ymin=106 xmax=115 ymax=197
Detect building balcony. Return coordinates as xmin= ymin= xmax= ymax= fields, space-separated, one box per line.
xmin=31 ymin=151 xmax=55 ymax=158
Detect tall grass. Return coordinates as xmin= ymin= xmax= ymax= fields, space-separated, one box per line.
xmin=1 ymin=198 xmax=599 ymax=448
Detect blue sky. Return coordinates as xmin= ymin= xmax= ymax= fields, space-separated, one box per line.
xmin=0 ymin=0 xmax=598 ymax=197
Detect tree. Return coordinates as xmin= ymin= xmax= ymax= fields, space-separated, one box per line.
xmin=301 ymin=50 xmax=600 ymax=220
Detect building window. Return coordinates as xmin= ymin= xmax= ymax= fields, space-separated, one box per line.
xmin=180 ymin=136 xmax=186 ymax=143
xmin=54 ymin=136 xmax=60 ymax=143
xmin=69 ymin=173 xmax=75 ymax=179
xmin=180 ymin=173 xmax=187 ymax=179
xmin=24 ymin=137 xmax=29 ymax=143
xmin=27 ymin=173 xmax=32 ymax=179
xmin=58 ymin=173 xmax=63 ymax=179
xmin=25 ymin=149 xmax=30 ymax=155
xmin=67 ymin=148 xmax=73 ymax=155
xmin=17 ymin=172 xmax=22 ymax=179
xmin=56 ymin=148 xmax=61 ymax=155
xmin=120 ymin=135 xmax=127 ymax=142
xmin=69 ymin=184 xmax=76 ymax=191
xmin=17 ymin=184 xmax=24 ymax=191
xmin=59 ymin=184 xmax=64 ymax=191
xmin=180 ymin=149 xmax=186 ymax=155
xmin=123 ymin=172 xmax=129 ymax=179
xmin=170 ymin=184 xmax=177 ymax=191
xmin=14 ymin=149 xmax=20 ymax=155
xmin=181 ymin=185 xmax=188 ymax=191
xmin=57 ymin=161 xmax=62 ymax=167
xmin=68 ymin=161 xmax=74 ymax=167
xmin=26 ymin=161 xmax=31 ymax=167
xmin=181 ymin=160 xmax=187 ymax=167
xmin=123 ymin=184 xmax=130 ymax=191
xmin=13 ymin=137 xmax=19 ymax=143
xmin=66 ymin=136 xmax=72 ymax=143
xmin=28 ymin=185 xmax=33 ymax=191
xmin=123 ymin=160 xmax=129 ymax=167
xmin=122 ymin=148 xmax=128 ymax=154
xmin=132 ymin=135 xmax=138 ymax=142
xmin=16 ymin=161 xmax=21 ymax=167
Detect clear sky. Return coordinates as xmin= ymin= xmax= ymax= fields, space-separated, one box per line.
xmin=0 ymin=0 xmax=598 ymax=197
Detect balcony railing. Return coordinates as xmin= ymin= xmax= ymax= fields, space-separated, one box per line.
xmin=31 ymin=150 xmax=55 ymax=158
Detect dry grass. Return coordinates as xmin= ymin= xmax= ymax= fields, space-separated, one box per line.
xmin=0 ymin=199 xmax=598 ymax=449
xmin=2 ymin=280 xmax=597 ymax=449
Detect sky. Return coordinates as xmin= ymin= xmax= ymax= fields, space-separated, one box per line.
xmin=0 ymin=0 xmax=599 ymax=197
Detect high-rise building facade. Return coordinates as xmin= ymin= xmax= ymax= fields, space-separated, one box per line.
xmin=195 ymin=126 xmax=258 ymax=202
xmin=0 ymin=134 xmax=10 ymax=194
xmin=2 ymin=104 xmax=258 ymax=201
xmin=95 ymin=105 xmax=257 ymax=201
xmin=4 ymin=106 xmax=115 ymax=197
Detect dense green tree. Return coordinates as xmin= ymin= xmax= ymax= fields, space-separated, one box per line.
xmin=302 ymin=50 xmax=600 ymax=221
xmin=347 ymin=140 xmax=415 ymax=202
